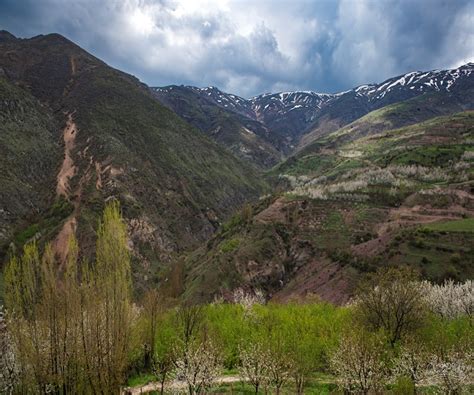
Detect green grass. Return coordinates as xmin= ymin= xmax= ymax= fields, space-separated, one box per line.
xmin=14 ymin=223 xmax=40 ymax=245
xmin=424 ymin=218 xmax=474 ymax=233
xmin=207 ymin=380 xmax=338 ymax=394
xmin=126 ymin=373 xmax=156 ymax=387
xmin=386 ymin=227 xmax=474 ymax=282
xmin=388 ymin=145 xmax=466 ymax=167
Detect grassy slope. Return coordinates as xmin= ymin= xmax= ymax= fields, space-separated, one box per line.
xmin=278 ymin=111 xmax=474 ymax=178
xmin=298 ymin=89 xmax=473 ymax=152
xmin=424 ymin=218 xmax=474 ymax=232
xmin=0 ymin=77 xmax=62 ymax=259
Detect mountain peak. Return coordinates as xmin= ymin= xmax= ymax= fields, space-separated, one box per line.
xmin=0 ymin=30 xmax=17 ymax=43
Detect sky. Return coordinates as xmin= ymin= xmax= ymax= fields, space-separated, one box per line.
xmin=0 ymin=0 xmax=473 ymax=97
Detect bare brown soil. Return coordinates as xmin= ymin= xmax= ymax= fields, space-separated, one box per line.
xmin=52 ymin=216 xmax=77 ymax=264
xmin=254 ymin=197 xmax=289 ymax=224
xmin=53 ymin=114 xmax=80 ymax=263
xmin=56 ymin=114 xmax=77 ymax=197
xmin=273 ymin=257 xmax=353 ymax=305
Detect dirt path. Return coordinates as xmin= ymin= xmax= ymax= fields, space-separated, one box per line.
xmin=53 ymin=56 xmax=82 ymax=263
xmin=70 ymin=55 xmax=77 ymax=76
xmin=122 ymin=376 xmax=243 ymax=395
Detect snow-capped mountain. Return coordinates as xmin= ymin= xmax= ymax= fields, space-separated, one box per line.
xmin=152 ymin=63 xmax=474 ymax=163
xmin=153 ymin=86 xmax=337 ymax=124
xmin=301 ymin=62 xmax=474 ymax=145
xmin=153 ymin=85 xmax=256 ymax=119
xmin=351 ymin=62 xmax=473 ymax=103
xmin=250 ymin=91 xmax=335 ymax=123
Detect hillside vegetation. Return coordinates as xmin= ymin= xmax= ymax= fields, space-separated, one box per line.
xmin=183 ymin=112 xmax=474 ymax=303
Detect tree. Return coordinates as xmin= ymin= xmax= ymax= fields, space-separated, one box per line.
xmin=0 ymin=307 xmax=18 ymax=394
xmin=287 ymin=322 xmax=324 ymax=395
xmin=330 ymin=329 xmax=388 ymax=394
xmin=238 ymin=342 xmax=270 ymax=394
xmin=392 ymin=339 xmax=431 ymax=394
xmin=141 ymin=289 xmax=162 ymax=369
xmin=267 ymin=346 xmax=293 ymax=395
xmin=152 ymin=351 xmax=175 ymax=395
xmin=429 ymin=348 xmax=473 ymax=394
xmin=175 ymin=339 xmax=221 ymax=395
xmin=173 ymin=304 xmax=221 ymax=395
xmin=3 ymin=201 xmax=133 ymax=394
xmin=152 ymin=312 xmax=177 ymax=395
xmin=420 ymin=280 xmax=473 ymax=321
xmin=79 ymin=200 xmax=133 ymax=392
xmin=356 ymin=267 xmax=426 ymax=346
xmin=174 ymin=304 xmax=204 ymax=353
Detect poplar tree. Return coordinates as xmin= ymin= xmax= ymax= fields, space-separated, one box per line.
xmin=4 ymin=201 xmax=132 ymax=394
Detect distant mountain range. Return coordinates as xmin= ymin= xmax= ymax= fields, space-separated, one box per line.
xmin=153 ymin=63 xmax=474 ymax=167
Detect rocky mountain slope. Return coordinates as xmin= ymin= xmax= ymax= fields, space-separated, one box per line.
xmin=0 ymin=31 xmax=267 ymax=290
xmin=301 ymin=63 xmax=474 ymax=148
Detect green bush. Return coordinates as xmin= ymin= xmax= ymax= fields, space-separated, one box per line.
xmin=220 ymin=238 xmax=240 ymax=253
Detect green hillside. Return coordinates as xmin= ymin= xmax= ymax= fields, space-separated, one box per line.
xmin=0 ymin=33 xmax=268 ymax=294
xmin=0 ymin=78 xmax=61 ymax=259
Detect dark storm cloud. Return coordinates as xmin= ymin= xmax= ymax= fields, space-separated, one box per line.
xmin=0 ymin=0 xmax=472 ymax=96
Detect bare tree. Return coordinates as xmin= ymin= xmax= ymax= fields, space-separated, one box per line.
xmin=356 ymin=267 xmax=426 ymax=346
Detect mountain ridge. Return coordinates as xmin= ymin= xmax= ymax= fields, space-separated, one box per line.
xmin=153 ymin=62 xmax=474 ymax=163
